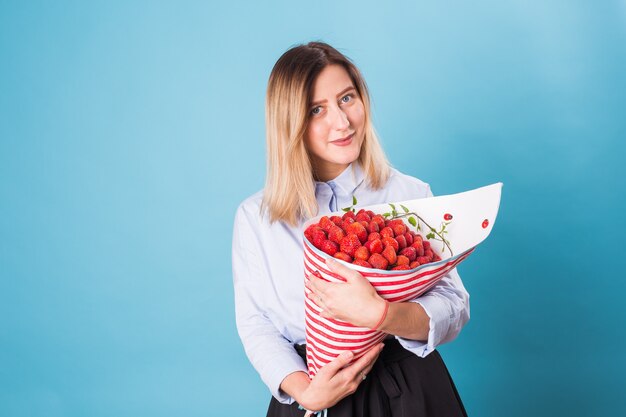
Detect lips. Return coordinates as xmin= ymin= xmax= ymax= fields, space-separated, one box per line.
xmin=331 ymin=133 xmax=354 ymax=146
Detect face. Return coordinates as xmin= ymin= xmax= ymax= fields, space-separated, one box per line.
xmin=305 ymin=64 xmax=366 ymax=182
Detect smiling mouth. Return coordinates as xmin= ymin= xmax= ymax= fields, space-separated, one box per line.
xmin=331 ymin=133 xmax=354 ymax=143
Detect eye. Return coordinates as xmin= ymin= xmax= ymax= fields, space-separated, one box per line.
xmin=310 ymin=106 xmax=322 ymax=116
xmin=340 ymin=94 xmax=353 ymax=104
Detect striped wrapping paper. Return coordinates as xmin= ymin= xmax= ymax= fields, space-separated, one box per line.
xmin=302 ymin=183 xmax=502 ymax=378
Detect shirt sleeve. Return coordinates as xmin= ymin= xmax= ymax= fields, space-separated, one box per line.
xmin=232 ymin=205 xmax=308 ymax=404
xmin=394 ymin=185 xmax=471 ymax=357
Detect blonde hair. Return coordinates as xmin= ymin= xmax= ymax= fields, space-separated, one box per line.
xmin=261 ymin=41 xmax=390 ymax=226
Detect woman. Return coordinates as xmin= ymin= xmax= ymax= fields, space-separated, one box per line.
xmin=232 ymin=41 xmax=469 ymax=416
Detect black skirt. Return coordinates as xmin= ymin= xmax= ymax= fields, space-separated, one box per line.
xmin=266 ymin=338 xmax=467 ymax=417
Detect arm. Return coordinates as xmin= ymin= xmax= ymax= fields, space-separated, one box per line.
xmin=394 ymin=268 xmax=470 ymax=357
xmin=393 ymin=185 xmax=470 ymax=356
xmin=232 ymin=206 xmax=307 ymax=404
xmin=308 ymin=259 xmax=469 ymax=358
xmin=233 ymin=206 xmax=383 ymax=407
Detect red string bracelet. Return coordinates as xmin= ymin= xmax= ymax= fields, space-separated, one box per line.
xmin=372 ymin=300 xmax=389 ymax=331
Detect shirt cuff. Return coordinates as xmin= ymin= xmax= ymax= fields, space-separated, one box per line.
xmin=394 ymin=293 xmax=451 ymax=358
xmin=264 ymin=350 xmax=309 ymax=405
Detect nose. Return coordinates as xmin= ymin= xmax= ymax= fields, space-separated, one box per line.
xmin=330 ymin=106 xmax=350 ymax=130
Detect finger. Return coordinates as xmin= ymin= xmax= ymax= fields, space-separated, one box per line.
xmin=307 ymin=272 xmax=330 ymax=294
xmin=316 ymin=350 xmax=355 ymax=380
xmin=359 ymin=347 xmax=383 ymax=378
xmin=345 ymin=343 xmax=384 ymax=379
xmin=306 ymin=290 xmax=326 ymax=310
xmin=319 ymin=309 xmax=333 ymax=319
xmin=326 ymin=257 xmax=361 ymax=283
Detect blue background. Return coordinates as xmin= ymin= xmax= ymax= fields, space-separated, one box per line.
xmin=1 ymin=1 xmax=625 ymax=416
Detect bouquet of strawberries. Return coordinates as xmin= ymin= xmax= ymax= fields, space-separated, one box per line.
xmin=302 ymin=183 xmax=502 ymax=377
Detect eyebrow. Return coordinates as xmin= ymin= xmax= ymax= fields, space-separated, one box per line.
xmin=310 ymin=86 xmax=356 ymax=106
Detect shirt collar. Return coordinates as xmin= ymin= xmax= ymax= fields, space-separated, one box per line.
xmin=315 ymin=162 xmax=366 ymax=198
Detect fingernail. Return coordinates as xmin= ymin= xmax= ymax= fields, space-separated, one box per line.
xmin=341 ymin=351 xmax=353 ymax=359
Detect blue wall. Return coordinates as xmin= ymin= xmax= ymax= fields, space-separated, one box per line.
xmin=1 ymin=1 xmax=625 ymax=416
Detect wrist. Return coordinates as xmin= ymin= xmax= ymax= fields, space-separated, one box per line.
xmin=370 ymin=297 xmax=389 ymax=330
xmin=280 ymin=371 xmax=310 ymax=404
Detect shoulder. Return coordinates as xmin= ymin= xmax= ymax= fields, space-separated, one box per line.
xmin=234 ymin=189 xmax=266 ymax=225
xmin=384 ymin=167 xmax=433 ymax=198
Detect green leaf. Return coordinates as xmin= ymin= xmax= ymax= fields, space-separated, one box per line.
xmin=389 ymin=203 xmax=396 ymax=211
xmin=426 ymin=232 xmax=435 ymax=239
xmin=400 ymin=204 xmax=409 ymax=213
xmin=408 ymin=216 xmax=417 ymax=227
xmin=391 ymin=210 xmax=397 ymax=217
xmin=352 ymin=195 xmax=357 ymax=205
xmin=430 ymin=227 xmax=436 ymax=232
xmin=382 ymin=212 xmax=391 ymax=218
xmin=417 ymin=224 xmax=421 ymax=231
xmin=341 ymin=207 xmax=350 ymax=212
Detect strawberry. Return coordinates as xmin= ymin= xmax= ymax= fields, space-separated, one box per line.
xmin=318 ymin=216 xmax=334 ymax=232
xmin=342 ymin=211 xmax=356 ymax=221
xmin=404 ymin=232 xmax=414 ymax=246
xmin=399 ymin=246 xmax=417 ymax=262
xmin=304 ymin=225 xmax=321 ymax=243
xmin=366 ymin=220 xmax=380 ymax=233
xmin=382 ymin=245 xmax=397 ymax=265
xmin=364 ymin=238 xmax=383 ymax=254
xmin=382 ymin=237 xmax=399 ymax=252
xmin=354 ymin=245 xmax=370 ymax=261
xmin=410 ymin=240 xmax=425 ymax=257
xmin=353 ymin=259 xmax=372 ymax=268
xmin=312 ymin=229 xmax=327 ymax=249
xmin=368 ymin=253 xmax=389 ymax=270
xmin=330 ymin=215 xmax=343 ymax=226
xmin=416 ymin=256 xmax=430 ymax=265
xmin=391 ymin=265 xmax=410 ymax=271
xmin=366 ymin=210 xmax=375 ymax=218
xmin=334 ymin=252 xmax=353 ymax=262
xmin=355 ymin=212 xmax=371 ymax=223
xmin=367 ymin=232 xmax=381 ymax=242
xmin=321 ymin=240 xmax=339 ymax=256
xmin=423 ymin=240 xmax=431 ymax=251
xmin=409 ymin=261 xmax=419 ymax=269
xmin=432 ymin=254 xmax=442 ymax=262
xmin=347 ymin=222 xmax=368 ymax=244
xmin=424 ymin=249 xmax=434 ymax=261
xmin=327 ymin=225 xmax=345 ymax=245
xmin=396 ymin=255 xmax=410 ymax=266
xmin=380 ymin=226 xmax=394 ymax=239
xmin=340 ymin=233 xmax=361 ymax=257
xmin=341 ymin=217 xmax=355 ymax=231
xmin=396 ymin=234 xmax=407 ymax=250
xmin=391 ymin=222 xmax=407 ymax=236
xmin=371 ymin=215 xmax=385 ymax=230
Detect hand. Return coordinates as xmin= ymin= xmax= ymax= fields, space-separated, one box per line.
xmin=297 ymin=342 xmax=384 ymax=413
xmin=307 ymin=258 xmax=387 ymax=328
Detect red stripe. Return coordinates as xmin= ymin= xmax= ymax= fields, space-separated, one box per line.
xmin=381 ymin=253 xmax=471 ymax=302
xmin=305 ymin=325 xmax=373 ymax=351
xmin=303 ymin=251 xmax=347 ymax=282
xmin=305 ymin=316 xmax=376 ymax=344
xmin=306 ymin=333 xmax=384 ymax=361
xmin=303 ymin=297 xmax=365 ymax=328
xmin=305 ymin=309 xmax=376 ymax=336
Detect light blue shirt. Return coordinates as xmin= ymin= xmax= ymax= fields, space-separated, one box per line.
xmin=232 ymin=163 xmax=470 ymax=404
